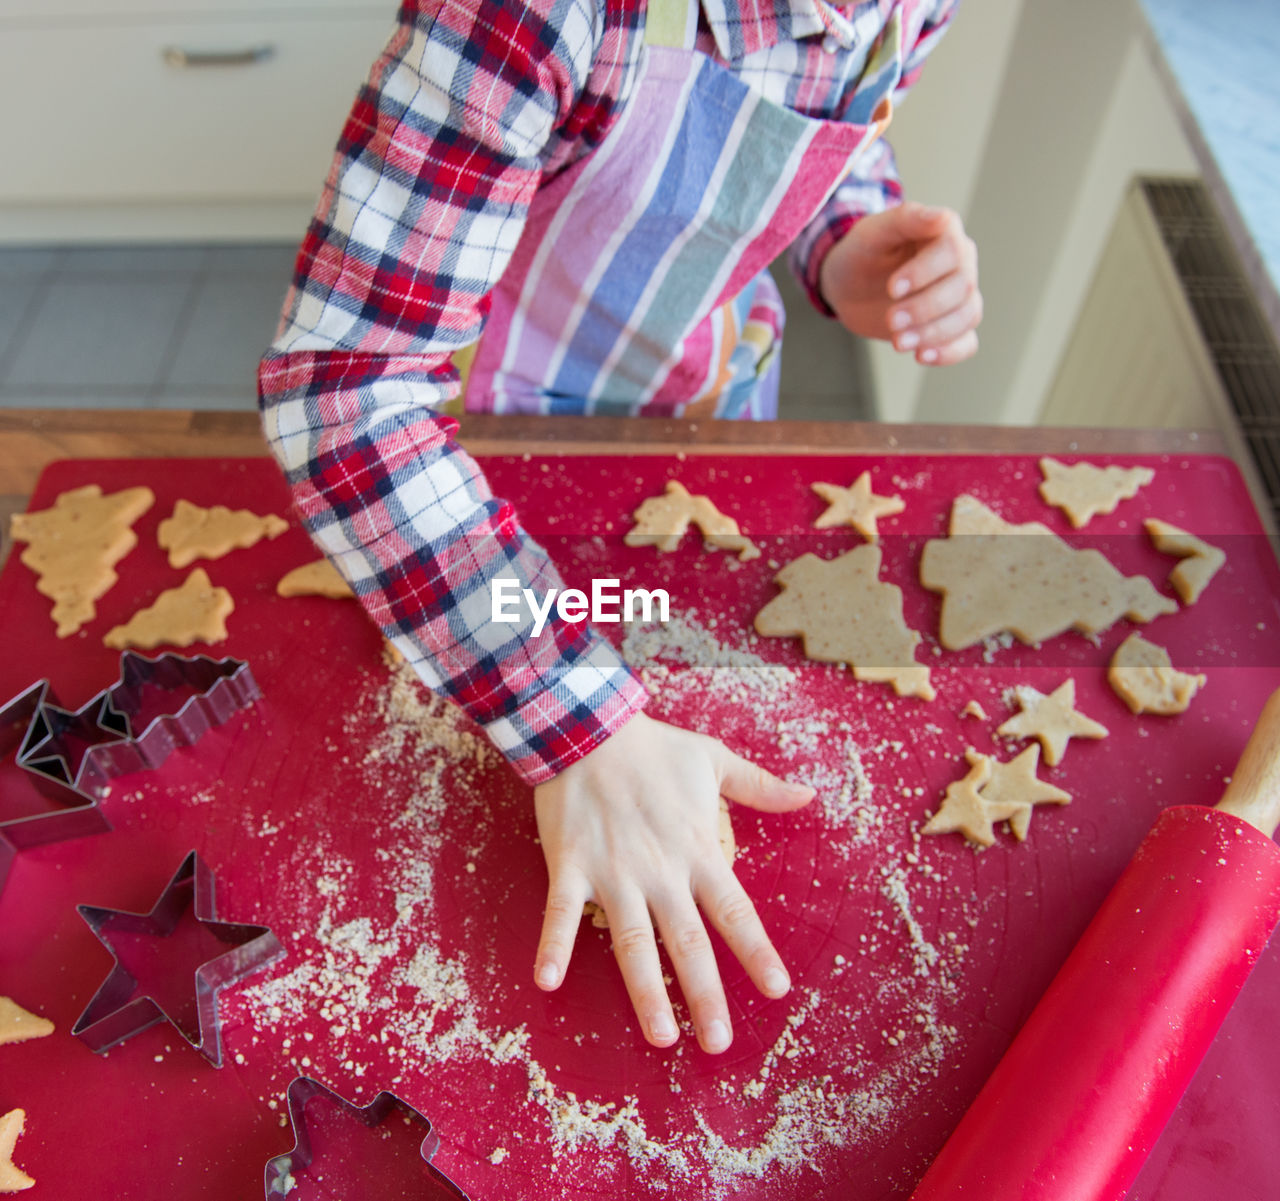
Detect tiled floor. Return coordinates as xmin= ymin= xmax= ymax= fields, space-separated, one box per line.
xmin=0 ymin=244 xmax=874 ymax=420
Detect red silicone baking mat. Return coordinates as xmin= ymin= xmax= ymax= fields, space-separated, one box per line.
xmin=2 ymin=451 xmax=1279 ymax=1200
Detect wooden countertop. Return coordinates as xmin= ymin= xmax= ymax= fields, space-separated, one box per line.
xmin=0 ymin=407 xmax=1229 ymax=564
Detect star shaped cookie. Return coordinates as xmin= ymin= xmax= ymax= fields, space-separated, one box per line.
xmin=810 ymin=471 xmax=905 ymax=541
xmin=0 ymin=997 xmax=53 ymax=1047
xmin=1038 ymin=458 xmax=1154 ymax=527
xmin=754 ymin=546 xmax=934 ymax=700
xmin=0 ymin=1108 xmax=34 ymax=1193
xmin=922 ymin=754 xmax=1024 ymax=847
xmin=997 ymin=679 xmax=1109 ymax=766
xmin=974 ymin=745 xmax=1071 ymax=841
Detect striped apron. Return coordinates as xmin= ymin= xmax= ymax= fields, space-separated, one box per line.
xmin=465 ymin=0 xmax=900 ymax=421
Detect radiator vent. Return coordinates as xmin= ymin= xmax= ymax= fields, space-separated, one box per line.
xmin=1142 ymin=179 xmax=1280 ymax=525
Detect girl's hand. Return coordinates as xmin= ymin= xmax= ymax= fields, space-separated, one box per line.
xmin=532 ymin=712 xmax=815 ymax=1053
xmin=819 ymin=202 xmax=982 ymax=366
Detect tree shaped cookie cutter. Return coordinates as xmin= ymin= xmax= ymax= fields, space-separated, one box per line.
xmin=72 ymin=849 xmax=283 ymax=1067
xmin=265 ymin=1076 xmax=472 ymax=1198
xmin=0 ymin=652 xmax=261 ymax=894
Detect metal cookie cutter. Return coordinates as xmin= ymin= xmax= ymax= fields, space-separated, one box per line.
xmin=265 ymin=1076 xmax=471 ymax=1199
xmin=0 ymin=652 xmax=260 ymax=895
xmin=72 ymin=849 xmax=283 ymax=1067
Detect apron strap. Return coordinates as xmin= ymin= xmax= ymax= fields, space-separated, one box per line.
xmin=644 ymin=0 xmax=699 ymax=50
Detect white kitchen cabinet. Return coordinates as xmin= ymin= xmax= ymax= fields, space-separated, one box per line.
xmin=0 ymin=0 xmax=396 ymax=241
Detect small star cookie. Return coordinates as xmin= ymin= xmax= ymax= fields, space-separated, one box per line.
xmin=922 ymin=754 xmax=1023 ymax=847
xmin=754 ymin=546 xmax=934 ymax=700
xmin=974 ymin=745 xmax=1071 ymax=841
xmin=810 ymin=472 xmax=905 ymax=541
xmin=1108 ymin=633 xmax=1207 ymax=715
xmin=1038 ymin=458 xmax=1154 ymax=527
xmin=1144 ymin=519 xmax=1226 ymax=605
xmin=158 ymin=499 xmax=288 ymax=569
xmin=0 ymin=998 xmax=53 ymax=1047
xmin=997 ymin=679 xmax=1109 ymax=767
xmin=0 ymin=1108 xmax=34 ymax=1193
xmin=624 ymin=481 xmax=759 ymax=561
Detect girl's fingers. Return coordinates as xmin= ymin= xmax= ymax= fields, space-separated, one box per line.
xmin=602 ymin=889 xmax=682 ymax=1048
xmin=695 ymin=864 xmax=791 ymax=1001
xmin=919 ymin=328 xmax=980 ymax=367
xmin=652 ymin=893 xmax=734 ymax=1054
xmin=889 ymin=223 xmax=972 ymax=297
xmin=534 ymin=869 xmax=590 ymax=991
xmin=911 ymin=287 xmax=984 ymax=351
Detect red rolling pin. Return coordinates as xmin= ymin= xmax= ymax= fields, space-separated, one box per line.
xmin=911 ymin=688 xmax=1280 ymax=1201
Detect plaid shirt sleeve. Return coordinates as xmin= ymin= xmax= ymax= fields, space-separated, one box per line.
xmin=790 ymin=0 xmax=963 ymax=312
xmin=258 ymin=0 xmax=649 ymax=786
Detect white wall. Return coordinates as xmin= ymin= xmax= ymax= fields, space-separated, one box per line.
xmin=892 ymin=0 xmax=1196 ymax=427
xmin=1000 ymin=35 xmax=1197 ymax=424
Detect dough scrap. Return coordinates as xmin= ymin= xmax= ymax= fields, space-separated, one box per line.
xmin=810 ymin=471 xmax=905 ymax=541
xmin=585 ymin=796 xmax=735 ymax=928
xmin=103 ymin=568 xmax=233 ymax=650
xmin=0 ymin=998 xmax=53 ymax=1047
xmin=158 ymin=499 xmax=288 ymax=569
xmin=997 ymin=679 xmax=1108 ymax=767
xmin=919 ymin=494 xmax=1176 ymax=650
xmin=0 ymin=1109 xmax=33 ymax=1193
xmin=9 ymin=484 xmax=155 ymax=637
xmin=277 ymin=558 xmax=355 ymax=599
xmin=1038 ymin=458 xmax=1154 ymax=527
xmin=754 ymin=546 xmax=934 ymax=700
xmin=960 ymin=700 xmax=989 ymax=721
xmin=921 ymin=754 xmax=1023 ymax=848
xmin=1108 ymin=632 xmax=1207 ymax=715
xmin=624 ymin=481 xmax=759 ymax=561
xmin=1144 ymin=519 xmax=1226 ymax=605
xmin=973 ymin=745 xmax=1071 ymax=841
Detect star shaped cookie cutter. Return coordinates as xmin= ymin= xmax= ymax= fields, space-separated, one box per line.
xmin=72 ymin=849 xmax=283 ymax=1067
xmin=265 ymin=1076 xmax=471 ymax=1199
xmin=0 ymin=652 xmax=261 ymax=894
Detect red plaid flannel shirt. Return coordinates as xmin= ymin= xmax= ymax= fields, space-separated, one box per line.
xmin=259 ymin=0 xmax=959 ymax=784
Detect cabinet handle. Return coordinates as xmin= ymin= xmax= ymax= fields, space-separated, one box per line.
xmin=162 ymin=45 xmax=276 ymax=69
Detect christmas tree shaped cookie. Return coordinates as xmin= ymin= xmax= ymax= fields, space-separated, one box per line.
xmin=754 ymin=545 xmax=934 ymax=700
xmin=9 ymin=484 xmax=154 ymax=637
xmin=919 ymin=495 xmax=1176 ymax=650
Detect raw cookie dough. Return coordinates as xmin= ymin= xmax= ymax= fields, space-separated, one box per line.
xmin=584 ymin=796 xmax=736 ymax=928
xmin=997 ymin=679 xmax=1109 ymax=767
xmin=277 ymin=558 xmax=355 ymax=599
xmin=921 ymin=754 xmax=1022 ymax=848
xmin=624 ymin=481 xmax=759 ymax=561
xmin=103 ymin=568 xmax=234 ymax=650
xmin=158 ymin=499 xmax=288 ymax=569
xmin=1144 ymin=519 xmax=1226 ymax=605
xmin=919 ymin=494 xmax=1176 ymax=650
xmin=974 ymin=745 xmax=1071 ymax=841
xmin=0 ymin=1109 xmax=33 ymax=1193
xmin=1038 ymin=458 xmax=1154 ymax=527
xmin=0 ymin=999 xmax=53 ymax=1047
xmin=9 ymin=484 xmax=155 ymax=637
xmin=810 ymin=471 xmax=904 ymax=541
xmin=1108 ymin=632 xmax=1207 ymax=715
xmin=754 ymin=546 xmax=934 ymax=701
